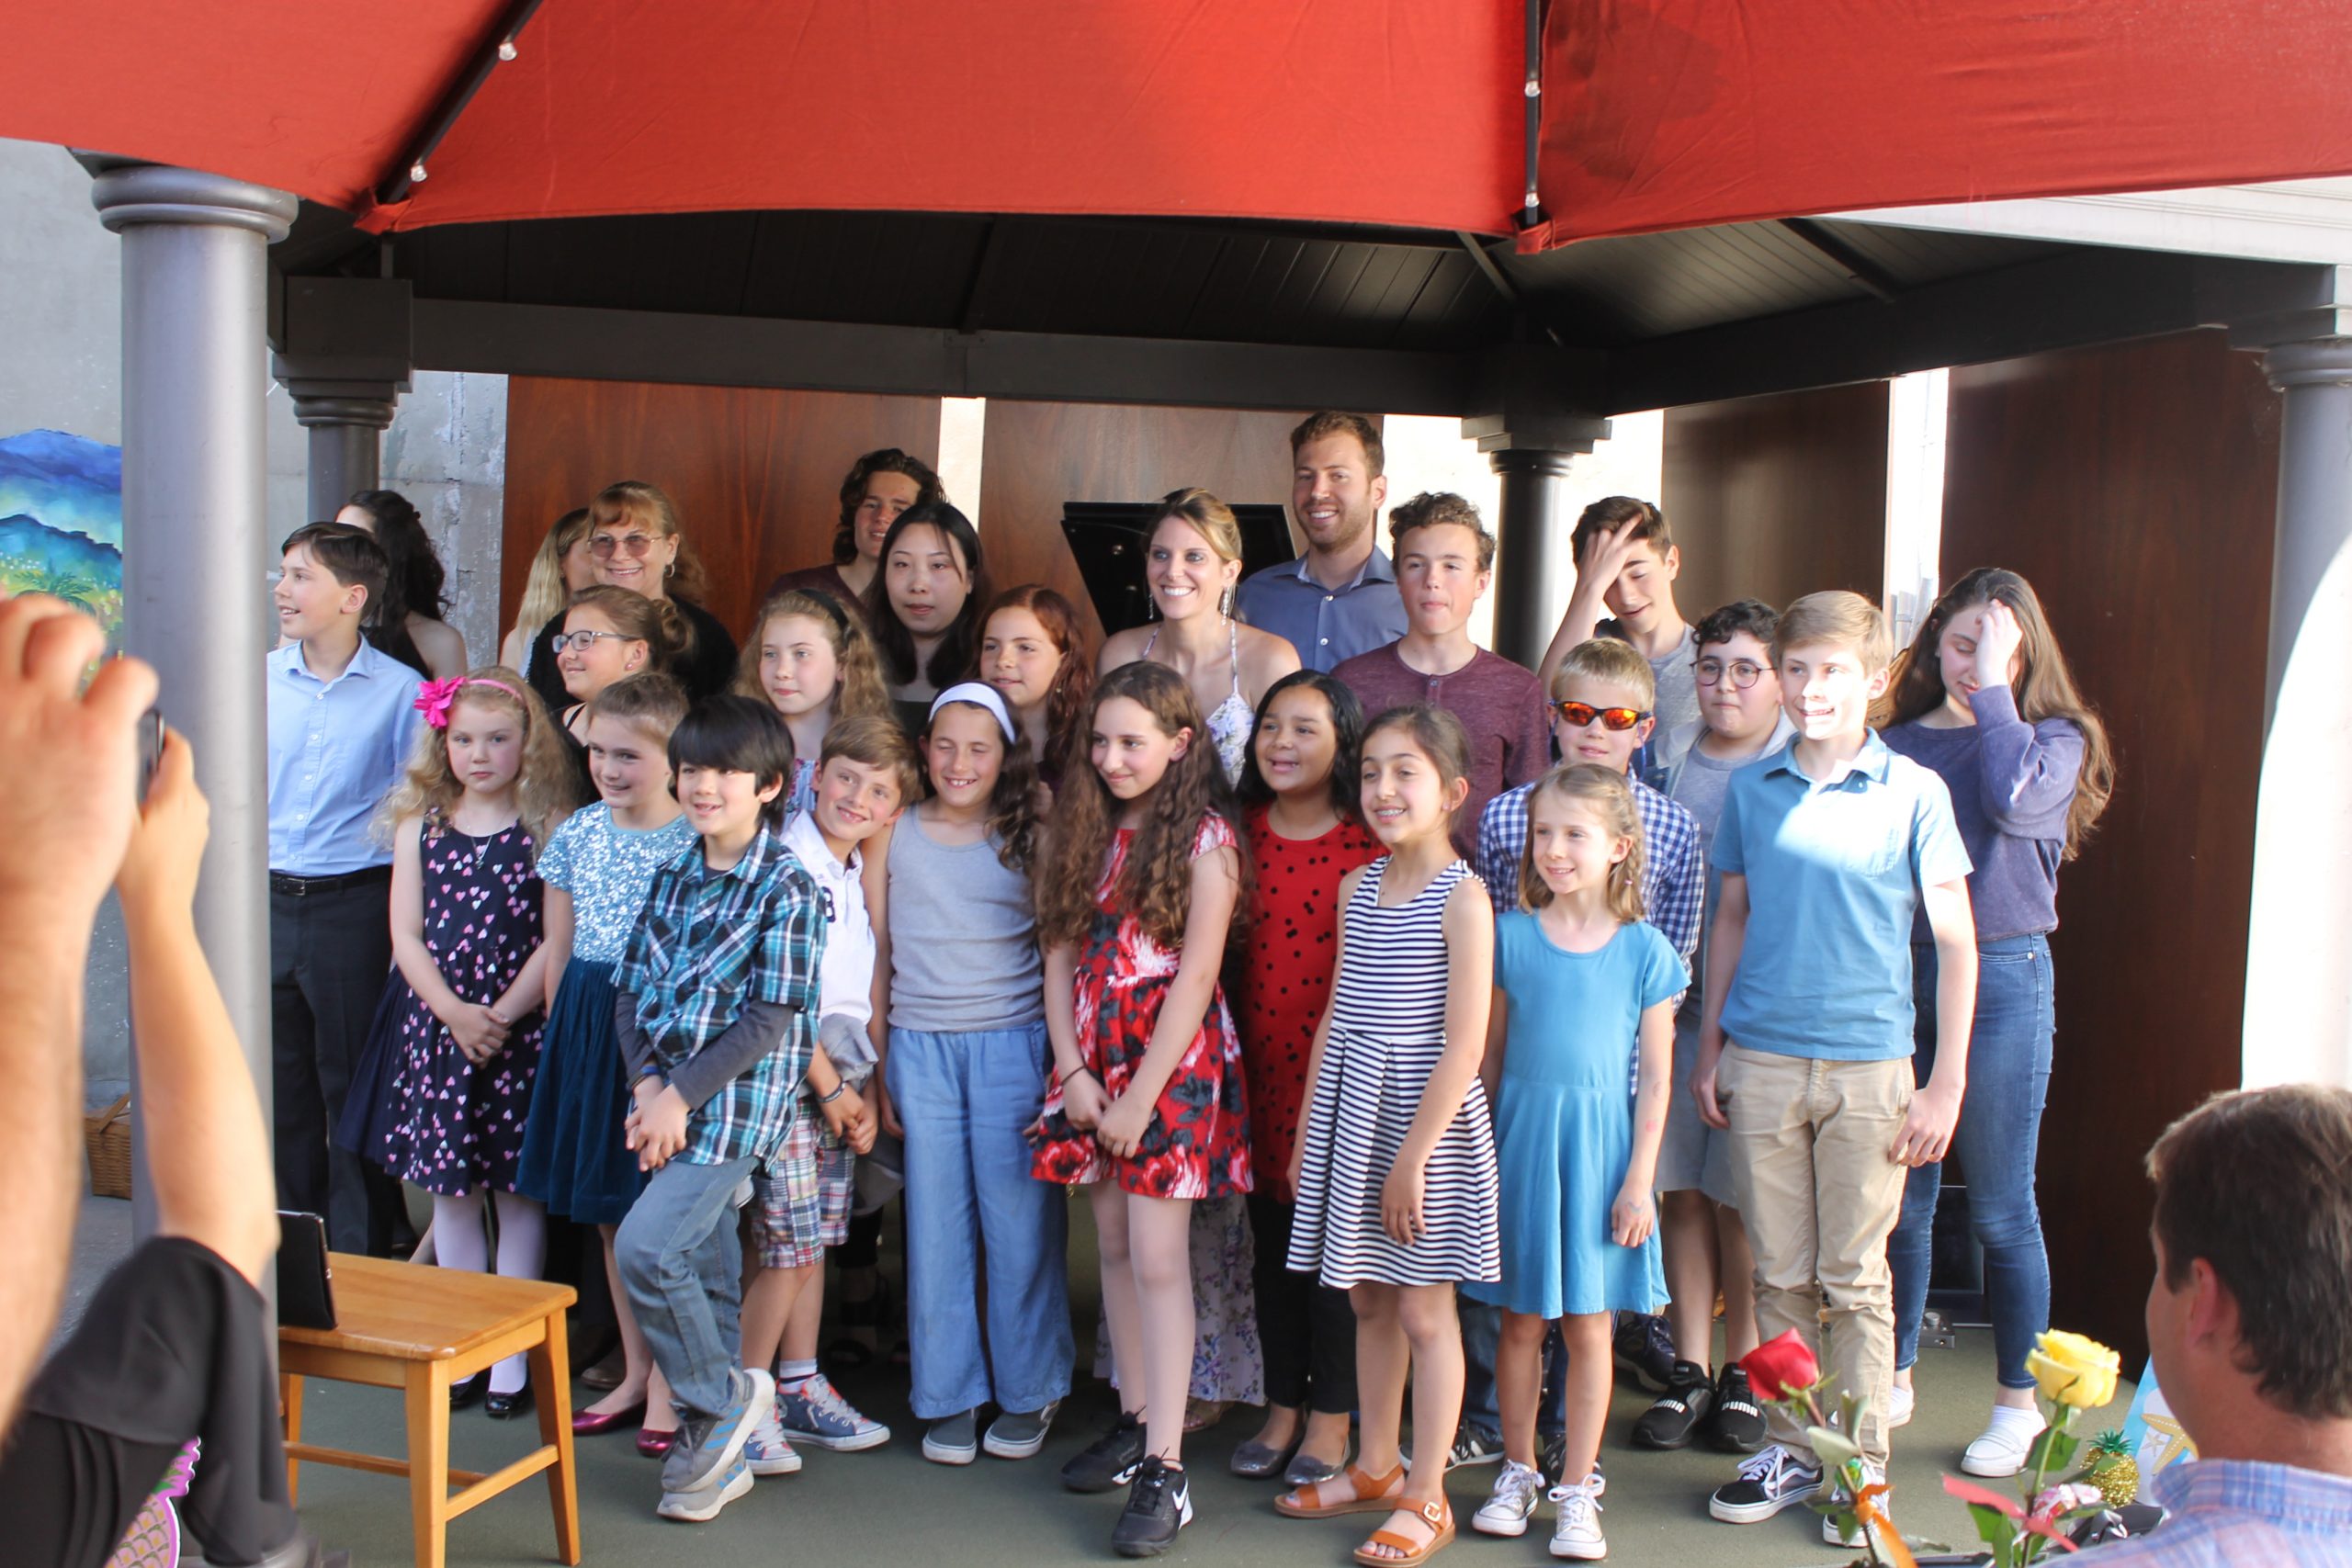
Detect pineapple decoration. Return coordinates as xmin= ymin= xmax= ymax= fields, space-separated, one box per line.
xmin=2082 ymin=1428 xmax=2140 ymax=1508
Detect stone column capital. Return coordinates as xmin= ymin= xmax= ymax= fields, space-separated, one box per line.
xmin=2262 ymin=337 xmax=2352 ymax=393
xmin=284 ymin=383 xmax=401 ymax=431
xmin=90 ymin=162 xmax=297 ymax=241
xmin=1485 ymin=446 xmax=1584 ymax=480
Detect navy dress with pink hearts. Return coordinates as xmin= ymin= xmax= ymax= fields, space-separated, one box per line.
xmin=366 ymin=812 xmax=548 ymax=1195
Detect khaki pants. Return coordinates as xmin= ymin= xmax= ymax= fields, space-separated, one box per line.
xmin=1718 ymin=1044 xmax=1912 ymax=1464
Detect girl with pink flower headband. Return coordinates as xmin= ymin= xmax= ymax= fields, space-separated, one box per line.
xmin=339 ymin=667 xmax=583 ymax=1412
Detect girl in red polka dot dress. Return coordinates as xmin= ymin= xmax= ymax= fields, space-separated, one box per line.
xmin=1227 ymin=671 xmax=1382 ymax=1487
xmin=1027 ymin=660 xmax=1250 ymax=1556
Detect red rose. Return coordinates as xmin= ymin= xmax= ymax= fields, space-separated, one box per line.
xmin=1740 ymin=1329 xmax=1822 ymax=1403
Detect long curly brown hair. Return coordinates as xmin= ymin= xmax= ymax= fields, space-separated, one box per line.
xmin=1877 ymin=567 xmax=2115 ymax=860
xmin=736 ymin=588 xmax=892 ymax=722
xmin=977 ymin=583 xmax=1095 ymax=779
xmin=1035 ymin=661 xmax=1246 ymax=950
xmin=374 ymin=666 xmax=582 ymax=858
xmin=922 ymin=694 xmax=1043 ymax=873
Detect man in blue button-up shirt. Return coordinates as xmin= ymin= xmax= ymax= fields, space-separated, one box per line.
xmin=1235 ymin=412 xmax=1408 ymax=671
xmin=266 ymin=523 xmax=423 ymax=1253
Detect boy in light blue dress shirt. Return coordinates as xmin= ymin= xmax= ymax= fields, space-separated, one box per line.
xmin=266 ymin=522 xmax=422 ymax=1254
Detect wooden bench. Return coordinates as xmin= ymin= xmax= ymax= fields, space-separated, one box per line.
xmin=279 ymin=1253 xmax=581 ymax=1568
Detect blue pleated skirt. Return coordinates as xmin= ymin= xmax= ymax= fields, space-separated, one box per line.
xmin=512 ymin=961 xmax=645 ymax=1224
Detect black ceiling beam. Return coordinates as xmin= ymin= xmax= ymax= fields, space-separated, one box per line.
xmin=1604 ymin=248 xmax=2325 ymax=413
xmin=408 ymin=298 xmax=1525 ymax=415
xmin=1775 ymin=218 xmax=1905 ymax=302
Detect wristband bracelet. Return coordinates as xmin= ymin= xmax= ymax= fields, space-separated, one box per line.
xmin=818 ymin=1082 xmax=848 ymax=1105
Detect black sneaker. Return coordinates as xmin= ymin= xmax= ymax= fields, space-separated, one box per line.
xmin=1407 ymin=1422 xmax=1502 ymax=1471
xmin=1611 ymin=1312 xmax=1677 ymax=1393
xmin=1705 ymin=1363 xmax=1769 ymax=1453
xmin=1633 ymin=1360 xmax=1717 ymax=1450
xmin=1707 ymin=1443 xmax=1824 ymax=1524
xmin=1111 ymin=1457 xmax=1193 ymax=1557
xmin=1061 ymin=1410 xmax=1147 ymax=1493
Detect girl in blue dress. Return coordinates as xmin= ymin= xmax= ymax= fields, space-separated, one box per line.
xmin=1468 ymin=763 xmax=1682 ymax=1562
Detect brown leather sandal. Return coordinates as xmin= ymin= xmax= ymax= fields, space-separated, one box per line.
xmin=1351 ymin=1497 xmax=1454 ymax=1567
xmin=1273 ymin=1461 xmax=1408 ymax=1519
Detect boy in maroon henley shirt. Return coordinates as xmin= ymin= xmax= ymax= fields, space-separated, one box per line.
xmin=1332 ymin=491 xmax=1551 ymax=857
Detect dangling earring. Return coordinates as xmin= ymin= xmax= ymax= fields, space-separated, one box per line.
xmin=1219 ymin=586 xmax=1234 ymax=619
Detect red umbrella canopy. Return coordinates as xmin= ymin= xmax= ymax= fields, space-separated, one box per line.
xmin=6 ymin=0 xmax=2350 ymax=246
xmin=1530 ymin=0 xmax=2352 ymax=246
xmin=4 ymin=0 xmax=1521 ymax=235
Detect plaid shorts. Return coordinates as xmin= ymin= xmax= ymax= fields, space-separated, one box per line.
xmin=750 ymin=1108 xmax=852 ymax=1269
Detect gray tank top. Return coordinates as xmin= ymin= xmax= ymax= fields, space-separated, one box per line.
xmin=885 ymin=807 xmax=1046 ymax=1032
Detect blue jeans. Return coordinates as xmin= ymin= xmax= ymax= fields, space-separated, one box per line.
xmin=889 ymin=1024 xmax=1074 ymax=1419
xmin=1888 ymin=934 xmax=2054 ymax=1389
xmin=1461 ymin=1300 xmax=1566 ymax=1439
xmin=616 ymin=1153 xmax=756 ymax=1420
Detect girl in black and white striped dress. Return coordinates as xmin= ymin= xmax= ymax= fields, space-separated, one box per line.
xmin=1277 ymin=704 xmax=1498 ymax=1567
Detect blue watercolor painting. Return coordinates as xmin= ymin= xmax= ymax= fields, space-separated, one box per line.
xmin=0 ymin=429 xmax=124 ymax=631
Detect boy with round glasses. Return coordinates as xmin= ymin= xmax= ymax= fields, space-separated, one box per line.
xmin=1630 ymin=599 xmax=1797 ymax=1456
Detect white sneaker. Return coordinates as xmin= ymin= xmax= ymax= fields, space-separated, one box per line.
xmin=1548 ymin=1478 xmax=1607 ymax=1560
xmin=1823 ymin=1462 xmax=1891 ymax=1549
xmin=1887 ymin=1382 xmax=1916 ymax=1428
xmin=742 ymin=1405 xmax=802 ymax=1476
xmin=1473 ymin=1461 xmax=1546 ymax=1537
xmin=1961 ymin=1406 xmax=2047 ymax=1478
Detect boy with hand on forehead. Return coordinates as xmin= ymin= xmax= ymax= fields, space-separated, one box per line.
xmin=1536 ymin=498 xmax=1699 ymax=788
xmin=1693 ymin=591 xmax=1974 ymax=1552
xmin=1451 ymin=637 xmax=1703 ymax=1495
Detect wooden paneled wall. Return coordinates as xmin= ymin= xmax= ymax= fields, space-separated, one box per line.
xmin=1940 ymin=330 xmax=2278 ymax=1365
xmin=978 ymin=400 xmax=1312 ymax=647
xmin=1660 ymin=380 xmax=1890 ymax=618
xmin=500 ymin=378 xmax=943 ymax=644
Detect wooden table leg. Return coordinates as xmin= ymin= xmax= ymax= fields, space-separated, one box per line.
xmin=532 ymin=1309 xmax=582 ymax=1564
xmin=403 ymin=1362 xmax=451 ymax=1568
xmin=281 ymin=1372 xmax=305 ymax=1506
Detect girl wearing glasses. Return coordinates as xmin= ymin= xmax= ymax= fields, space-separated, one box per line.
xmin=545 ymin=586 xmax=678 ymax=799
xmin=525 ymin=481 xmax=740 ymax=714
xmin=1879 ymin=569 xmax=2113 ymax=1478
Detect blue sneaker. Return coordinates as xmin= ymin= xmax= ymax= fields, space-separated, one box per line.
xmin=662 ymin=1369 xmax=774 ymax=1495
xmin=776 ymin=1371 xmax=890 ymax=1451
xmin=743 ymin=1404 xmax=803 ymax=1475
xmin=656 ymin=1454 xmax=753 ymax=1523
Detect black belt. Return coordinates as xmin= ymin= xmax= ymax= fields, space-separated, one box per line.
xmin=268 ymin=865 xmax=393 ymax=898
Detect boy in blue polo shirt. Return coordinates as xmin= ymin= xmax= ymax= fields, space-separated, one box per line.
xmin=615 ymin=695 xmax=827 ymax=1524
xmin=1691 ymin=591 xmax=1976 ymax=1550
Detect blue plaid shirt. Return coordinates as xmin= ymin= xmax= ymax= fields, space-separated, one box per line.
xmin=2084 ymin=1459 xmax=2352 ymax=1566
xmin=1476 ymin=773 xmax=1704 ymax=969
xmin=616 ymin=829 xmax=826 ymax=1166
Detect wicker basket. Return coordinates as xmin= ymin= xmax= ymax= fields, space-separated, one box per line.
xmin=85 ymin=1094 xmax=133 ymax=1199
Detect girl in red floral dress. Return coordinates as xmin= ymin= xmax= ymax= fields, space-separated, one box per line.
xmin=1028 ymin=660 xmax=1250 ymax=1557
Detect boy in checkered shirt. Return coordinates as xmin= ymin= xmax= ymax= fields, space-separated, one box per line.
xmin=613 ymin=695 xmax=827 ymax=1524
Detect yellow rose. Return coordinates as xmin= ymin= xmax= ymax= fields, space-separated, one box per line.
xmin=2028 ymin=1329 xmax=2121 ymax=1409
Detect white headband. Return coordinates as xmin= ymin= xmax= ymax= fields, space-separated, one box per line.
xmin=930 ymin=681 xmax=1017 ymax=741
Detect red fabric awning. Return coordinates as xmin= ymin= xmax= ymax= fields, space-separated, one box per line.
xmin=6 ymin=1 xmax=2352 ymax=248
xmin=1528 ymin=0 xmax=2352 ymax=247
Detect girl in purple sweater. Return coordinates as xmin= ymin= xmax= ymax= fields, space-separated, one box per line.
xmin=1879 ymin=568 xmax=2115 ymax=1479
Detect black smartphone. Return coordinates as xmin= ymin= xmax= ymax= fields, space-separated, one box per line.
xmin=138 ymin=708 xmax=164 ymax=802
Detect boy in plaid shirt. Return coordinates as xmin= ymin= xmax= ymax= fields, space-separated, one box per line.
xmin=614 ymin=695 xmax=827 ymax=1524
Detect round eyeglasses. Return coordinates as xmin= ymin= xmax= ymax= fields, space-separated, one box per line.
xmin=549 ymin=628 xmax=637 ymax=656
xmin=1694 ymin=657 xmax=1768 ymax=690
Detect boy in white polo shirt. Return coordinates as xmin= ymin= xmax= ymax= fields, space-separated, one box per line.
xmin=1692 ymin=591 xmax=1976 ymax=1551
xmin=741 ymin=714 xmax=919 ymax=1474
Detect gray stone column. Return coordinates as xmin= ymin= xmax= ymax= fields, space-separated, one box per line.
xmin=1465 ymin=413 xmax=1611 ymax=671
xmin=1487 ymin=447 xmax=1581 ymax=670
xmin=2243 ymin=334 xmax=2352 ymax=1089
xmin=93 ymin=163 xmax=296 ymax=1230
xmin=287 ymin=382 xmax=397 ymax=522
